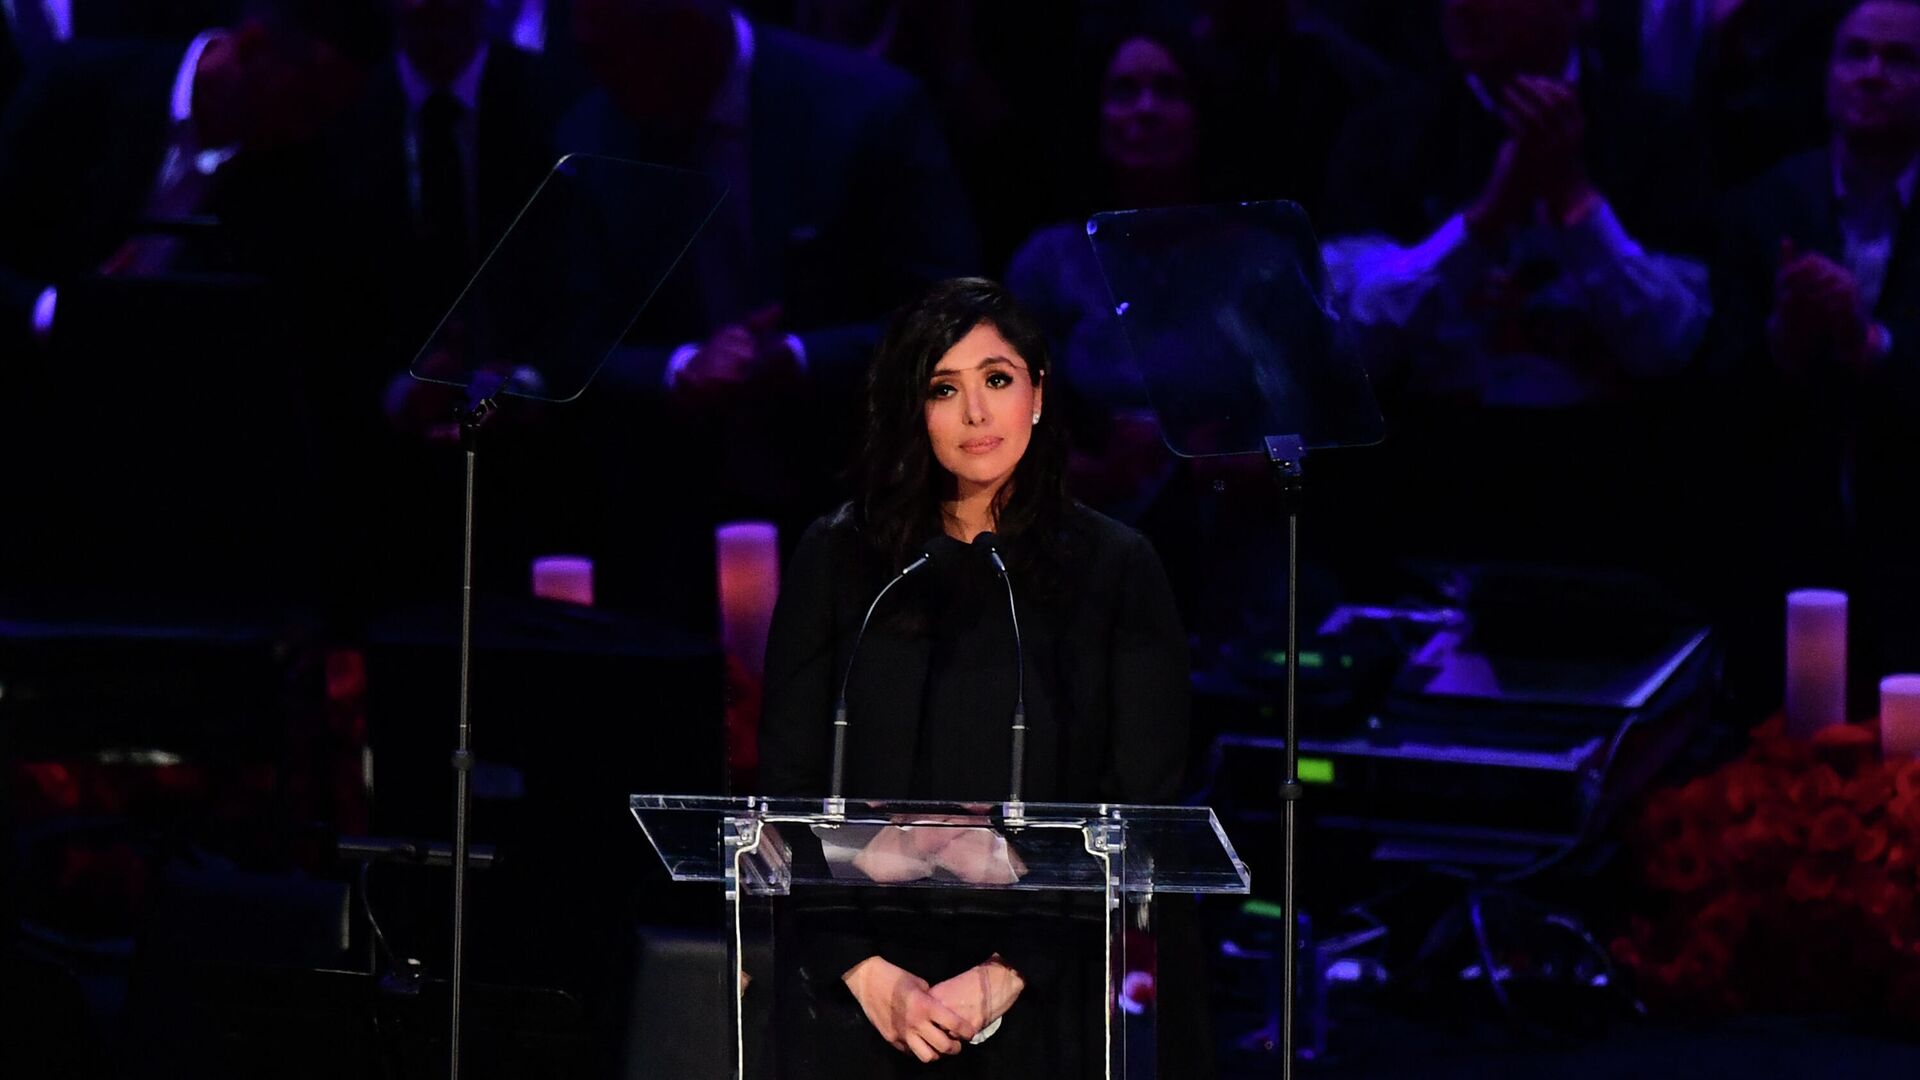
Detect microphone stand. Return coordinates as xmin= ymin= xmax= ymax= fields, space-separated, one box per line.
xmin=448 ymin=371 xmax=505 ymax=1080
xmin=828 ymin=551 xmax=931 ymax=817
xmin=981 ymin=542 xmax=1026 ymax=826
xmin=1266 ymin=435 xmax=1304 ymax=1080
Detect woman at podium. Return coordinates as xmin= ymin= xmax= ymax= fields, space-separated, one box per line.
xmin=758 ymin=277 xmax=1192 ymax=1076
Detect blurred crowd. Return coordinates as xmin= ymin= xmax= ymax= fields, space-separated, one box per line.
xmin=3 ymin=0 xmax=1918 ymax=706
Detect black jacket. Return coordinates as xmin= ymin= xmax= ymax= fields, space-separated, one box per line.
xmin=758 ymin=501 xmax=1189 ymax=806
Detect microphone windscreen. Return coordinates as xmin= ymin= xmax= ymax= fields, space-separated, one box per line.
xmin=971 ymin=531 xmax=1009 ymax=573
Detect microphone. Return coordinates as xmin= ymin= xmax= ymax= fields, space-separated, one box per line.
xmin=972 ymin=532 xmax=1027 ymax=821
xmin=828 ymin=544 xmax=935 ymax=815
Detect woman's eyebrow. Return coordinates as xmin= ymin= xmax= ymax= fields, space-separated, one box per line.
xmin=930 ymin=355 xmax=1018 ymax=377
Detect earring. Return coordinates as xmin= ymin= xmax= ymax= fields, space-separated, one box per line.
xmin=1031 ymin=412 xmax=1041 ymax=426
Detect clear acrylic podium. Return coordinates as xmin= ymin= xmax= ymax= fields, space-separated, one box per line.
xmin=631 ymin=795 xmax=1250 ymax=1078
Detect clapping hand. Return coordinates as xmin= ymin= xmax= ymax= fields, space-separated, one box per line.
xmin=1468 ymin=75 xmax=1596 ymax=235
xmin=674 ymin=305 xmax=800 ymax=407
xmin=1771 ymin=238 xmax=1873 ymax=374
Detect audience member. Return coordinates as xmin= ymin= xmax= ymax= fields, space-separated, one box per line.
xmin=1324 ymin=0 xmax=1711 ymax=405
xmin=293 ymin=0 xmax=573 ymax=613
xmin=559 ymin=0 xmax=976 ymax=525
xmin=1319 ymin=0 xmax=1712 ymax=576
xmin=324 ymin=0 xmax=558 ymax=377
xmin=0 ymin=0 xmax=391 ymax=359
xmin=565 ymin=0 xmax=975 ymax=395
xmin=1007 ymin=24 xmax=1316 ymax=641
xmin=1709 ymin=0 xmax=1920 ymax=699
xmin=3 ymin=0 xmax=1875 ymax=640
xmin=1007 ymin=25 xmax=1207 ymax=519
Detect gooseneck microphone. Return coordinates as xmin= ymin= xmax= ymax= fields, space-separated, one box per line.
xmin=828 ymin=546 xmax=934 ymax=815
xmin=972 ymin=532 xmax=1027 ymax=820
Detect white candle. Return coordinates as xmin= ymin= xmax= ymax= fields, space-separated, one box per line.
xmin=1785 ymin=589 xmax=1847 ymax=739
xmin=531 ymin=555 xmax=594 ymax=606
xmin=716 ymin=522 xmax=780 ymax=678
xmin=1882 ymin=676 xmax=1920 ymax=759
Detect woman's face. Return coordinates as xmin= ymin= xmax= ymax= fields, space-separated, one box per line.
xmin=924 ymin=322 xmax=1043 ymax=499
xmin=1099 ymin=36 xmax=1199 ymax=177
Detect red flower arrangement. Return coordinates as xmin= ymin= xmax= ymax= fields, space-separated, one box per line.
xmin=1612 ymin=716 xmax=1920 ymax=1020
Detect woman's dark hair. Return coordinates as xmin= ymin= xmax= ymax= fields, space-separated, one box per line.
xmin=856 ymin=277 xmax=1071 ymax=575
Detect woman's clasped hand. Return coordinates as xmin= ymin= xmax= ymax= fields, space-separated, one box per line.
xmin=842 ymin=954 xmax=1026 ymax=1063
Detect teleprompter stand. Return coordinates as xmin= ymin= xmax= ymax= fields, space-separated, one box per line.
xmin=1086 ymin=202 xmax=1385 ymax=1077
xmin=400 ymin=154 xmax=725 ymax=1080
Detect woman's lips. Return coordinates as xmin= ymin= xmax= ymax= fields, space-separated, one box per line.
xmin=960 ymin=436 xmax=1004 ymax=455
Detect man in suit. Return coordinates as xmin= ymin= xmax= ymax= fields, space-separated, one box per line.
xmin=1709 ymin=0 xmax=1920 ymax=702
xmin=0 ymin=0 xmax=392 ymax=359
xmin=310 ymin=0 xmax=578 ymax=612
xmin=532 ymin=0 xmax=977 ymax=614
xmin=324 ymin=0 xmax=559 ymax=373
xmin=560 ymin=0 xmax=977 ymax=405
